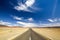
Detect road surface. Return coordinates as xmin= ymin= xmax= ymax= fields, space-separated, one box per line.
xmin=9 ymin=28 xmax=50 ymax=40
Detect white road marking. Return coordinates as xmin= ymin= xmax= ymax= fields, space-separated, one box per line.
xmin=29 ymin=36 xmax=31 ymax=40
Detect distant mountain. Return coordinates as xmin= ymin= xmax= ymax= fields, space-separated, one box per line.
xmin=0 ymin=25 xmax=23 ymax=27
xmin=0 ymin=25 xmax=8 ymax=27
xmin=10 ymin=26 xmax=24 ymax=27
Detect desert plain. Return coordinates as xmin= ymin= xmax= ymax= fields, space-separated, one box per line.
xmin=0 ymin=26 xmax=60 ymax=40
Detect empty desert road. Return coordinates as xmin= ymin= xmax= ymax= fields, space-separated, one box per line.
xmin=9 ymin=28 xmax=50 ymax=40
xmin=0 ymin=27 xmax=60 ymax=40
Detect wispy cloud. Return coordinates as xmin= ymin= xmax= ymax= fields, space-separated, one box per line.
xmin=52 ymin=0 xmax=58 ymax=18
xmin=0 ymin=20 xmax=19 ymax=26
xmin=48 ymin=19 xmax=55 ymax=22
xmin=14 ymin=0 xmax=35 ymax=12
xmin=0 ymin=20 xmax=12 ymax=26
xmin=48 ymin=19 xmax=57 ymax=22
xmin=39 ymin=23 xmax=60 ymax=27
xmin=17 ymin=21 xmax=38 ymax=27
xmin=27 ymin=18 xmax=33 ymax=22
xmin=16 ymin=21 xmax=60 ymax=27
xmin=25 ymin=0 xmax=35 ymax=7
xmin=11 ymin=15 xmax=34 ymax=22
xmin=11 ymin=15 xmax=23 ymax=20
xmin=13 ymin=0 xmax=41 ymax=12
xmin=0 ymin=20 xmax=60 ymax=27
xmin=48 ymin=18 xmax=60 ymax=23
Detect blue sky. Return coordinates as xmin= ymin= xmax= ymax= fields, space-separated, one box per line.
xmin=0 ymin=0 xmax=60 ymax=27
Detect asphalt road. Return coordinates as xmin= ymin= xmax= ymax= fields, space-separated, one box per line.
xmin=12 ymin=29 xmax=31 ymax=40
xmin=12 ymin=28 xmax=50 ymax=40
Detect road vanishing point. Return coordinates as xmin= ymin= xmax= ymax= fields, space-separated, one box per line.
xmin=0 ymin=27 xmax=60 ymax=40
xmin=8 ymin=28 xmax=50 ymax=40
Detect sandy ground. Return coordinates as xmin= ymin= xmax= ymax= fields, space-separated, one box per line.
xmin=0 ymin=27 xmax=60 ymax=40
xmin=32 ymin=28 xmax=60 ymax=40
xmin=0 ymin=27 xmax=29 ymax=40
xmin=10 ymin=28 xmax=50 ymax=40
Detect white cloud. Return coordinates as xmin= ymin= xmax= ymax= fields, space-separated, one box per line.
xmin=16 ymin=21 xmax=60 ymax=27
xmin=0 ymin=20 xmax=20 ymax=27
xmin=39 ymin=23 xmax=60 ymax=27
xmin=12 ymin=16 xmax=22 ymax=20
xmin=14 ymin=4 xmax=27 ymax=11
xmin=0 ymin=20 xmax=12 ymax=26
xmin=14 ymin=0 xmax=36 ymax=12
xmin=27 ymin=18 xmax=33 ymax=21
xmin=17 ymin=21 xmax=38 ymax=27
xmin=48 ymin=19 xmax=55 ymax=22
xmin=11 ymin=15 xmax=34 ymax=22
xmin=0 ymin=20 xmax=60 ymax=27
xmin=48 ymin=19 xmax=57 ymax=22
xmin=25 ymin=0 xmax=35 ymax=7
xmin=17 ymin=21 xmax=26 ymax=25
